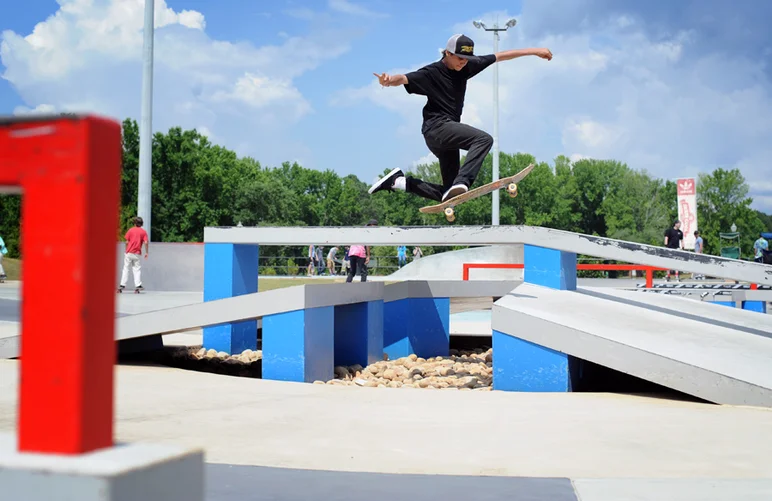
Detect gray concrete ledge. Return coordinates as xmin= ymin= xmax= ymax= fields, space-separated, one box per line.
xmin=384 ymin=280 xmax=521 ymax=302
xmin=579 ymin=287 xmax=772 ymax=338
xmin=492 ymin=283 xmax=772 ymax=406
xmin=205 ymin=463 xmax=577 ymax=501
xmin=117 ymin=282 xmax=383 ymax=340
xmin=0 ymin=433 xmax=204 ymax=501
xmin=203 ymin=225 xmax=772 ymax=285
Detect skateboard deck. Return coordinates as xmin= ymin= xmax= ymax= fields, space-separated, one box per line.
xmin=419 ymin=163 xmax=535 ymax=221
xmin=117 ymin=287 xmax=143 ymax=294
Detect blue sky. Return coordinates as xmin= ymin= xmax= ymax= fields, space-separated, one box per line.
xmin=2 ymin=0 xmax=772 ymax=212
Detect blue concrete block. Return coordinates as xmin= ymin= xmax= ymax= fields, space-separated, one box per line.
xmin=492 ymin=330 xmax=574 ymax=392
xmin=742 ymin=301 xmax=767 ymax=313
xmin=524 ymin=245 xmax=577 ymax=290
xmin=714 ymin=300 xmax=767 ymax=314
xmin=334 ymin=300 xmax=384 ymax=368
xmin=262 ymin=306 xmax=335 ymax=383
xmin=384 ymin=297 xmax=449 ymax=360
xmin=202 ymin=243 xmax=259 ymax=354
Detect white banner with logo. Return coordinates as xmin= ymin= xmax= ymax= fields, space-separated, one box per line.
xmin=677 ymin=178 xmax=698 ymax=250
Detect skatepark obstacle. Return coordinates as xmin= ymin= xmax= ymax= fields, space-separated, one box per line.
xmin=200 ymin=224 xmax=772 ymax=406
xmin=0 ymin=114 xmax=203 ymax=501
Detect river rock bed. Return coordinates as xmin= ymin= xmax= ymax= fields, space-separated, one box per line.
xmin=161 ymin=346 xmax=263 ymax=378
xmin=318 ymin=348 xmax=493 ymax=390
xmin=159 ymin=346 xmax=493 ymax=390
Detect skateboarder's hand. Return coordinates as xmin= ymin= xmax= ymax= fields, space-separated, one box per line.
xmin=373 ymin=72 xmax=394 ymax=86
xmin=534 ymin=48 xmax=553 ymax=60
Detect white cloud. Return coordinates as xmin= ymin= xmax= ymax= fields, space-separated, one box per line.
xmin=13 ymin=103 xmax=56 ymax=115
xmin=1 ymin=0 xmax=352 ymax=167
xmin=328 ymin=0 xmax=388 ymax=18
xmin=338 ymin=8 xmax=772 ymax=211
xmin=412 ymin=152 xmax=438 ymax=168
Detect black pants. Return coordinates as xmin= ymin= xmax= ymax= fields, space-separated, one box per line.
xmin=346 ymin=255 xmax=368 ymax=282
xmin=406 ymin=120 xmax=493 ymax=201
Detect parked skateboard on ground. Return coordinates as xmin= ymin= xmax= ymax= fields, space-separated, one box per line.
xmin=419 ymin=163 xmax=535 ymax=222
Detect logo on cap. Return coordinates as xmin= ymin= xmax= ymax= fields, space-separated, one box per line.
xmin=460 ymin=45 xmax=473 ymax=54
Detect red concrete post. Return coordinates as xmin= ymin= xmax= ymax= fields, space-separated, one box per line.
xmin=0 ymin=114 xmax=122 ymax=454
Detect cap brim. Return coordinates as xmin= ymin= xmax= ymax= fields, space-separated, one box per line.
xmin=453 ymin=53 xmax=480 ymax=61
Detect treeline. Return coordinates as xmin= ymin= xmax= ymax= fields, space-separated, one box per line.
xmin=0 ymin=118 xmax=770 ymax=273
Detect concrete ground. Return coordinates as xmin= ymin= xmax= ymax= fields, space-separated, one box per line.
xmin=1 ymin=360 xmax=772 ymax=500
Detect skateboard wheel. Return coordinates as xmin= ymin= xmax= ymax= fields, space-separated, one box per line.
xmin=507 ymin=183 xmax=518 ymax=197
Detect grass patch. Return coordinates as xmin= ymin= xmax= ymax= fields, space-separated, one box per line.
xmin=1 ymin=257 xmax=20 ymax=280
xmin=256 ymin=277 xmax=397 ymax=291
xmin=257 ymin=277 xmax=345 ymax=291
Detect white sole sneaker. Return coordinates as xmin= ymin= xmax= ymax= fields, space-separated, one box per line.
xmin=368 ymin=167 xmax=404 ymax=194
xmin=442 ymin=183 xmax=468 ymax=201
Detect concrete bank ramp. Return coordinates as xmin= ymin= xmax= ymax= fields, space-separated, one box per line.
xmin=388 ymin=245 xmax=523 ymax=281
xmin=492 ymin=282 xmax=772 ymax=407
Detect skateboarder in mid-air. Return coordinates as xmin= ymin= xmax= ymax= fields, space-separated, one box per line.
xmin=368 ymin=33 xmax=552 ymax=202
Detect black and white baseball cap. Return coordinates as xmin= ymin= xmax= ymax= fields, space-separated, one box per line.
xmin=444 ymin=34 xmax=477 ymax=60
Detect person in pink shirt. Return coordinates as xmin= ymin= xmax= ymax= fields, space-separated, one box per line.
xmin=346 ymin=219 xmax=377 ymax=283
xmin=119 ymin=216 xmax=149 ymax=291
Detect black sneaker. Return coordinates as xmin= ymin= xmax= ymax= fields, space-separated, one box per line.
xmin=368 ymin=168 xmax=404 ymax=195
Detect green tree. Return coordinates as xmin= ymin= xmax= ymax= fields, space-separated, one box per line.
xmin=696 ymin=168 xmax=765 ymax=257
xmin=0 ymin=195 xmax=21 ymax=258
xmin=603 ymin=169 xmax=671 ymax=246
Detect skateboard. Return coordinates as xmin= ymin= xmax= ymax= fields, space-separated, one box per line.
xmin=419 ymin=163 xmax=535 ymax=222
xmin=117 ymin=286 xmax=143 ymax=294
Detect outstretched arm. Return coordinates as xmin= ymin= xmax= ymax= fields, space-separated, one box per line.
xmin=495 ymin=48 xmax=552 ymax=62
xmin=373 ymin=72 xmax=408 ymax=87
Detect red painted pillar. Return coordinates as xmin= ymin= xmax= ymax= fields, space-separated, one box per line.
xmin=646 ymin=268 xmax=654 ymax=288
xmin=0 ymin=114 xmax=122 ymax=454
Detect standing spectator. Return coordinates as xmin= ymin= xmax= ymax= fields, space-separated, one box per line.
xmin=754 ymin=233 xmax=769 ymax=263
xmin=326 ymin=246 xmax=339 ymax=276
xmin=342 ymin=246 xmax=350 ymax=276
xmin=693 ymin=230 xmax=704 ymax=280
xmin=664 ymin=220 xmax=684 ymax=282
xmin=316 ymin=245 xmax=325 ymax=275
xmin=307 ymin=244 xmax=316 ymax=276
xmin=118 ymin=216 xmax=149 ymax=291
xmin=397 ymin=245 xmax=407 ymax=268
xmin=0 ymin=234 xmax=7 ymax=281
xmin=413 ymin=246 xmax=423 ymax=260
xmin=346 ymin=219 xmax=377 ymax=283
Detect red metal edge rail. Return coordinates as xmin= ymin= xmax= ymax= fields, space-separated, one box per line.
xmin=462 ymin=262 xmax=668 ymax=288
xmin=0 ymin=114 xmax=122 ymax=454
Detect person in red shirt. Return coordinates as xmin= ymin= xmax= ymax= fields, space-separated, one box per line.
xmin=119 ymin=216 xmax=149 ymax=291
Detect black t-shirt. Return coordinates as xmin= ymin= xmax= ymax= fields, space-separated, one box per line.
xmin=403 ymin=54 xmax=497 ymax=133
xmin=664 ymin=228 xmax=683 ymax=249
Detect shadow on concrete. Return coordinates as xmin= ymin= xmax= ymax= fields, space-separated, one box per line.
xmin=205 ymin=463 xmax=578 ymax=501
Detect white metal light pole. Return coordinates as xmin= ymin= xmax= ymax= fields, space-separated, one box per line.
xmin=138 ymin=0 xmax=155 ymax=240
xmin=473 ymin=18 xmax=517 ymax=226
